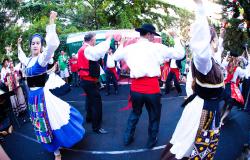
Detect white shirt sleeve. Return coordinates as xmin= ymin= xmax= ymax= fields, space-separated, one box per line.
xmin=18 ymin=45 xmax=29 ymax=66
xmin=38 ymin=24 xmax=60 ymax=67
xmin=113 ymin=43 xmax=127 ymax=62
xmin=214 ymin=37 xmax=224 ymax=64
xmin=221 ymin=55 xmax=229 ymax=69
xmin=190 ymin=4 xmax=212 ymax=75
xmin=0 ymin=69 xmax=5 ymax=83
xmin=236 ymin=63 xmax=250 ymax=79
xmin=84 ymin=39 xmax=111 ymax=61
xmin=155 ymin=38 xmax=185 ymax=61
xmin=186 ymin=67 xmax=194 ymax=97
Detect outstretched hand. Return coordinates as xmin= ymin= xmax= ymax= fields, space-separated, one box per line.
xmin=49 ymin=11 xmax=57 ymax=24
xmin=17 ymin=37 xmax=22 ymax=45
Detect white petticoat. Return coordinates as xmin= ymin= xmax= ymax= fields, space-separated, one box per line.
xmin=169 ymin=96 xmax=204 ymax=159
xmin=44 ymin=72 xmax=70 ymax=130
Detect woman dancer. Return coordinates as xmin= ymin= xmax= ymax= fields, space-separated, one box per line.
xmin=161 ymin=0 xmax=225 ymax=159
xmin=220 ymin=52 xmax=250 ymax=125
xmin=17 ymin=11 xmax=85 ymax=160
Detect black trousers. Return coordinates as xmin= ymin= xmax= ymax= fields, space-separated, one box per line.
xmin=124 ymin=91 xmax=161 ymax=141
xmin=165 ymin=71 xmax=182 ymax=94
xmin=80 ymin=79 xmax=102 ymax=130
xmin=242 ymin=78 xmax=250 ymax=111
xmin=106 ymin=70 xmax=118 ymax=93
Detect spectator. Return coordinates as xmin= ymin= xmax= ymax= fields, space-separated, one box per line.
xmin=58 ymin=51 xmax=69 ymax=83
xmin=69 ymin=53 xmax=79 ymax=87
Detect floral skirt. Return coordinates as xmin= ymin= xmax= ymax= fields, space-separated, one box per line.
xmin=28 ymin=87 xmax=85 ymax=152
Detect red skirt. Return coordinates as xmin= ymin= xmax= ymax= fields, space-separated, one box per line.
xmin=231 ymin=83 xmax=244 ymax=105
xmin=161 ymin=63 xmax=170 ymax=82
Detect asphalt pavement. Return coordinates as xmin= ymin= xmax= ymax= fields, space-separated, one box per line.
xmin=2 ymin=84 xmax=249 ymax=160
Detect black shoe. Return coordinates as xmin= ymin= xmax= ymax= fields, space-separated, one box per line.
xmin=124 ymin=137 xmax=134 ymax=146
xmin=106 ymin=92 xmax=110 ymax=96
xmin=146 ymin=137 xmax=157 ymax=149
xmin=86 ymin=117 xmax=92 ymax=123
xmin=94 ymin=128 xmax=108 ymax=134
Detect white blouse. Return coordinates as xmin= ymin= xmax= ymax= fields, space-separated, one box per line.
xmin=190 ymin=4 xmax=213 ymax=75
xmin=18 ymin=24 xmax=60 ymax=68
xmin=185 ymin=3 xmax=225 ymax=96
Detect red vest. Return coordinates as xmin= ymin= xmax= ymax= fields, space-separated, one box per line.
xmin=77 ymin=44 xmax=100 ymax=81
xmin=224 ymin=66 xmax=240 ymax=85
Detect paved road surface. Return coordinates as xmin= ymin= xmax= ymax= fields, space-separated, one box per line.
xmin=2 ymin=85 xmax=249 ymax=160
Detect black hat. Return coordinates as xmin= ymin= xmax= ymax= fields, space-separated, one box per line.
xmin=135 ymin=23 xmax=160 ymax=36
xmin=229 ymin=50 xmax=239 ymax=57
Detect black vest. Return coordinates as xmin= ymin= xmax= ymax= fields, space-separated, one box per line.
xmin=191 ymin=59 xmax=224 ymax=99
xmin=27 ymin=73 xmax=47 ymax=87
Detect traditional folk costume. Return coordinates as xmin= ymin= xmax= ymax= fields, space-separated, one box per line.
xmin=47 ymin=61 xmax=71 ymax=97
xmin=104 ymin=49 xmax=119 ymax=95
xmin=242 ymin=66 xmax=250 ymax=111
xmin=161 ymin=4 xmax=224 ymax=160
xmin=161 ymin=61 xmax=170 ymax=83
xmin=114 ymin=24 xmax=185 ymax=148
xmin=69 ymin=55 xmax=79 ymax=87
xmin=18 ymin=24 xmax=85 ymax=152
xmin=5 ymin=69 xmax=27 ymax=116
xmin=222 ymin=58 xmax=250 ymax=108
xmin=78 ymin=38 xmax=111 ymax=131
xmin=165 ymin=59 xmax=182 ymax=94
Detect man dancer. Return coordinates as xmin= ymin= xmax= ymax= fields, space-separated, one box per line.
xmin=78 ymin=33 xmax=112 ymax=134
xmin=114 ymin=24 xmax=185 ymax=148
xmin=104 ymin=46 xmax=119 ymax=95
xmin=164 ymin=32 xmax=183 ymax=96
xmin=164 ymin=58 xmax=183 ymax=95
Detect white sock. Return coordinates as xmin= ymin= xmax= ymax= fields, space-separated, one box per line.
xmin=54 ymin=149 xmax=61 ymax=156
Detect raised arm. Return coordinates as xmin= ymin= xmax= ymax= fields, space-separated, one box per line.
xmin=236 ymin=64 xmax=250 ymax=78
xmin=38 ymin=11 xmax=60 ymax=67
xmin=213 ymin=28 xmax=225 ymax=64
xmin=84 ymin=38 xmax=112 ymax=61
xmin=113 ymin=38 xmax=127 ymax=62
xmin=17 ymin=37 xmax=29 ymax=66
xmin=155 ymin=36 xmax=185 ymax=61
xmin=190 ymin=0 xmax=212 ymax=75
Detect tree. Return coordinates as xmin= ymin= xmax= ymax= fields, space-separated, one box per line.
xmin=220 ymin=0 xmax=250 ymax=55
xmin=0 ymin=0 xmax=20 ymax=61
xmin=0 ymin=0 xmax=193 ymax=61
xmin=18 ymin=0 xmax=192 ymax=31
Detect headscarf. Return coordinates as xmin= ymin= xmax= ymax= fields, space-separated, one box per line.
xmin=29 ymin=33 xmax=45 ymax=48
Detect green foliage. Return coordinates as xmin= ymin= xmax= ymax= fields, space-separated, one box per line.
xmin=0 ymin=0 xmax=193 ymax=62
xmin=219 ymin=0 xmax=250 ymax=55
xmin=0 ymin=0 xmax=20 ymax=62
xmin=161 ymin=33 xmax=174 ymax=47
